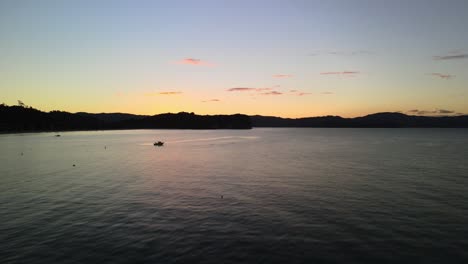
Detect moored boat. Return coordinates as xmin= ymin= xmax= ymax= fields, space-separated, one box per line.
xmin=154 ymin=141 xmax=164 ymax=146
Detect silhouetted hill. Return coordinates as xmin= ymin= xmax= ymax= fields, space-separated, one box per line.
xmin=114 ymin=112 xmax=251 ymax=129
xmin=0 ymin=105 xmax=103 ymax=131
xmin=251 ymin=112 xmax=468 ymax=128
xmin=0 ymin=104 xmax=251 ymax=132
xmin=250 ymin=115 xmax=346 ymax=127
xmin=75 ymin=112 xmax=148 ymax=123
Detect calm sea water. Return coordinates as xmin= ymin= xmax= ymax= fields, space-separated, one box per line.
xmin=1 ymin=128 xmax=468 ymax=263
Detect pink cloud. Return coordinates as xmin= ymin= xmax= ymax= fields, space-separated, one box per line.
xmin=256 ymin=88 xmax=273 ymax=91
xmin=320 ymin=72 xmax=340 ymax=75
xmin=272 ymin=74 xmax=293 ymax=78
xmin=297 ymin=92 xmax=312 ymax=96
xmin=183 ymin=58 xmax=201 ymax=64
xmin=429 ymin=73 xmax=455 ymax=79
xmin=175 ymin=58 xmax=213 ymax=66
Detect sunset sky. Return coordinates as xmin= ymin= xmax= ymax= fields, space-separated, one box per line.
xmin=1 ymin=0 xmax=467 ymax=118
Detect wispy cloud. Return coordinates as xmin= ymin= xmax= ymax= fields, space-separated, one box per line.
xmin=256 ymin=88 xmax=273 ymax=91
xmin=228 ymin=86 xmax=314 ymax=97
xmin=159 ymin=91 xmax=182 ymax=95
xmin=227 ymin=87 xmax=272 ymax=92
xmin=438 ymin=109 xmax=455 ymax=114
xmin=289 ymin=90 xmax=312 ymax=96
xmin=407 ymin=109 xmax=456 ymax=115
xmin=227 ymin=87 xmax=255 ymax=92
xmin=433 ymin=54 xmax=468 ymax=60
xmin=175 ymin=58 xmax=213 ymax=66
xmin=429 ymin=73 xmax=455 ymax=79
xmin=272 ymin=74 xmax=293 ymax=78
xmin=320 ymin=71 xmax=360 ymax=75
xmin=227 ymin=87 xmax=284 ymax=96
xmin=145 ymin=91 xmax=182 ymax=96
xmin=330 ymin=50 xmax=370 ymax=56
xmin=202 ymin=99 xmax=220 ymax=103
xmin=321 ymin=91 xmax=334 ymax=95
xmin=408 ymin=110 xmax=436 ymax=115
xmin=183 ymin=58 xmax=201 ymax=64
xmin=260 ymin=91 xmax=283 ymax=95
xmin=309 ymin=50 xmax=371 ymax=56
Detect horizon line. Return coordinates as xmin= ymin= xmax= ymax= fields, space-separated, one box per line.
xmin=2 ymin=104 xmax=466 ymax=119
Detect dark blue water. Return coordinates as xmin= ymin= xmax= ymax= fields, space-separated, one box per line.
xmin=1 ymin=128 xmax=467 ymax=263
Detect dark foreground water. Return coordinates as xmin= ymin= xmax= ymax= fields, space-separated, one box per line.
xmin=1 ymin=128 xmax=467 ymax=263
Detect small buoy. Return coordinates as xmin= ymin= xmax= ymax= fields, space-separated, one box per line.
xmin=73 ymin=164 xmax=76 ymax=167
xmin=104 ymin=146 xmax=107 ymax=149
xmin=221 ymin=195 xmax=223 ymax=199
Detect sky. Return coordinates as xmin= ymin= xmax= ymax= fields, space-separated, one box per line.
xmin=1 ymin=0 xmax=467 ymax=118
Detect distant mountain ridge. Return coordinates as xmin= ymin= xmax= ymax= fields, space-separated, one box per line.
xmin=1 ymin=104 xmax=467 ymax=133
xmin=251 ymin=112 xmax=468 ymax=128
